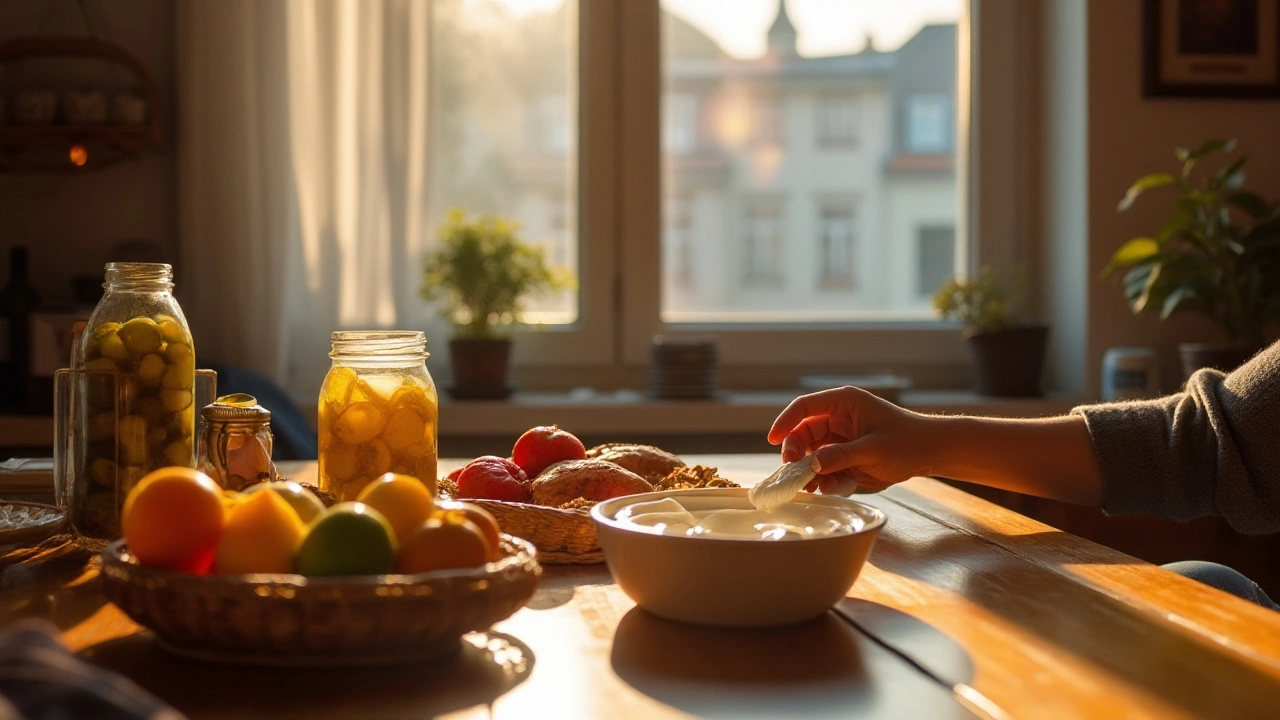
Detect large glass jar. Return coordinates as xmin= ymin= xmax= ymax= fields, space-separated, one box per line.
xmin=318 ymin=331 xmax=437 ymax=501
xmin=70 ymin=262 xmax=196 ymax=539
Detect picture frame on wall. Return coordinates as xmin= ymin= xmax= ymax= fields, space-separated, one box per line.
xmin=1143 ymin=0 xmax=1280 ymax=98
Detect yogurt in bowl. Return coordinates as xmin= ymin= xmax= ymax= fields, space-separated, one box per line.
xmin=591 ymin=488 xmax=886 ymax=627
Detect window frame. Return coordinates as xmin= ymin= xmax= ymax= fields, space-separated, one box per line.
xmin=513 ymin=0 xmax=1033 ymax=376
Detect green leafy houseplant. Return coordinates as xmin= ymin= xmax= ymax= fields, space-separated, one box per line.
xmin=933 ymin=268 xmax=1048 ymax=397
xmin=421 ymin=208 xmax=569 ymax=339
xmin=931 ymin=267 xmax=1018 ymax=335
xmin=1105 ymin=139 xmax=1280 ymax=352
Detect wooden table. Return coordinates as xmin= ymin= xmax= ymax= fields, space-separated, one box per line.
xmin=5 ymin=456 xmax=1280 ymax=719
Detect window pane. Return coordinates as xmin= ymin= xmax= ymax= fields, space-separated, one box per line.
xmin=429 ymin=0 xmax=577 ymax=324
xmin=660 ymin=0 xmax=961 ymax=322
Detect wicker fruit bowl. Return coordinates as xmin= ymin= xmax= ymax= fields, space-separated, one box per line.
xmin=99 ymin=535 xmax=541 ymax=666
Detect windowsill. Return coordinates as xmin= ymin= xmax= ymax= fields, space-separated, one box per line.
xmin=438 ymin=389 xmax=1080 ymax=437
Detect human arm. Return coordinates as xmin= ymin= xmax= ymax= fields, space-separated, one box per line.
xmin=767 ymin=387 xmax=1103 ymax=505
xmin=770 ymin=340 xmax=1280 ymax=532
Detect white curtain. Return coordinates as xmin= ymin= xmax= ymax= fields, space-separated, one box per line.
xmin=176 ymin=0 xmax=432 ymax=397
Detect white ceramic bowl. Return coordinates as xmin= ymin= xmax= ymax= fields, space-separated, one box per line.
xmin=591 ymin=488 xmax=885 ymax=627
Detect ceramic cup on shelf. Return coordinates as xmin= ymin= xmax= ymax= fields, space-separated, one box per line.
xmin=14 ymin=90 xmax=57 ymax=124
xmin=1101 ymin=347 xmax=1161 ymax=401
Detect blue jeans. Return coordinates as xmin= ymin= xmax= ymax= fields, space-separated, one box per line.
xmin=1162 ymin=561 xmax=1279 ymax=611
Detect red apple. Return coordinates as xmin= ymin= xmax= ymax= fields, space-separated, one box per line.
xmin=512 ymin=425 xmax=587 ymax=478
xmin=455 ymin=456 xmax=531 ymax=502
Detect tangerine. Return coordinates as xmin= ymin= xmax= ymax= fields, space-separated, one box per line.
xmin=122 ymin=467 xmax=226 ymax=573
xmin=356 ymin=473 xmax=435 ymax=543
xmin=434 ymin=500 xmax=503 ymax=561
xmin=396 ymin=516 xmax=492 ymax=574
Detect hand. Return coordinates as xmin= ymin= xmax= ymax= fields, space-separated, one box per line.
xmin=767 ymin=386 xmax=939 ymax=495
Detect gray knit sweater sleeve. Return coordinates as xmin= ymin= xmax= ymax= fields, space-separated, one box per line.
xmin=1072 ymin=342 xmax=1280 ymax=534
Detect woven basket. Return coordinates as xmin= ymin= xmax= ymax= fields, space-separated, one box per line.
xmin=99 ymin=535 xmax=541 ymax=666
xmin=460 ymin=500 xmax=602 ymax=565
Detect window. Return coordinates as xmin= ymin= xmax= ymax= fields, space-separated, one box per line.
xmin=657 ymin=2 xmax=960 ymax=325
xmin=428 ymin=0 xmax=579 ymax=334
xmin=742 ymin=198 xmax=784 ymax=286
xmin=817 ymin=93 xmax=860 ymax=147
xmin=905 ymin=93 xmax=951 ymax=154
xmin=422 ymin=0 xmax=1031 ymax=374
xmin=663 ymin=197 xmax=694 ymax=290
xmin=664 ymin=92 xmax=699 ymax=154
xmin=752 ymin=92 xmax=784 ymax=144
xmin=917 ymin=226 xmax=956 ymax=297
xmin=819 ymin=201 xmax=857 ymax=289
xmin=539 ymin=93 xmax=573 ymax=155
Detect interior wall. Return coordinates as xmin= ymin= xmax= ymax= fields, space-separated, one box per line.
xmin=1085 ymin=0 xmax=1280 ymax=397
xmin=0 ymin=0 xmax=176 ymax=308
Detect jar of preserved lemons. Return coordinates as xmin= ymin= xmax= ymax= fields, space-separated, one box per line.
xmin=318 ymin=331 xmax=437 ymax=501
xmin=70 ymin=262 xmax=196 ymax=539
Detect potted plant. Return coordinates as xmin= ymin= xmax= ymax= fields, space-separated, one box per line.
xmin=1106 ymin=139 xmax=1280 ymax=378
xmin=421 ymin=208 xmax=569 ymax=399
xmin=933 ymin=268 xmax=1049 ymax=397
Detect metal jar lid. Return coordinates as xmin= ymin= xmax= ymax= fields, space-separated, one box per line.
xmin=201 ymin=393 xmax=272 ymax=425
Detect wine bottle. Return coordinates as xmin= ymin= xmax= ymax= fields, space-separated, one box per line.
xmin=0 ymin=247 xmax=41 ymax=412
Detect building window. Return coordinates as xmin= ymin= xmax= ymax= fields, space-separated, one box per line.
xmin=743 ymin=199 xmax=784 ymax=285
xmin=818 ymin=202 xmax=856 ymax=289
xmin=817 ymin=93 xmax=859 ymax=147
xmin=917 ymin=225 xmax=956 ymax=297
xmin=752 ymin=92 xmax=784 ymax=144
xmin=664 ymin=199 xmax=694 ymax=289
xmin=663 ymin=92 xmax=698 ymax=154
xmin=905 ymin=93 xmax=951 ymax=153
xmin=540 ymin=93 xmax=572 ymax=155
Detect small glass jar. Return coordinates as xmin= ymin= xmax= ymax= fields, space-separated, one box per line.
xmin=198 ymin=393 xmax=277 ymax=491
xmin=318 ymin=331 xmax=438 ymax=501
xmin=69 ymin=262 xmax=196 ymax=539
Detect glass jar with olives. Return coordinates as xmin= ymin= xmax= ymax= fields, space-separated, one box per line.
xmin=318 ymin=331 xmax=438 ymax=502
xmin=69 ymin=262 xmax=197 ymax=539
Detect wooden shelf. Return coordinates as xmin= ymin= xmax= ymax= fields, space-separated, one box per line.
xmin=0 ymin=124 xmax=160 ymax=148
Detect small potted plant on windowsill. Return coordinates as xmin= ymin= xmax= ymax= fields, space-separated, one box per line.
xmin=933 ymin=268 xmax=1049 ymax=397
xmin=421 ymin=208 xmax=570 ymax=400
xmin=1106 ymin=139 xmax=1280 ymax=379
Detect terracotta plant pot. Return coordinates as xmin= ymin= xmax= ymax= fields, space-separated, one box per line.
xmin=448 ymin=337 xmax=513 ymax=400
xmin=967 ymin=324 xmax=1050 ymax=397
xmin=1178 ymin=343 xmax=1258 ymax=381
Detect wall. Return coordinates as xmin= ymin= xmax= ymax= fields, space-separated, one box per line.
xmin=0 ymin=0 xmax=175 ymax=308
xmin=1084 ymin=0 xmax=1280 ymax=396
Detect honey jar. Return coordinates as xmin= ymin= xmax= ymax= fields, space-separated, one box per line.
xmin=318 ymin=331 xmax=438 ymax=501
xmin=198 ymin=393 xmax=277 ymax=491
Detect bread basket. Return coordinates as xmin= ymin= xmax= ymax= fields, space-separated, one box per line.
xmin=99 ymin=535 xmax=541 ymax=665
xmin=459 ymin=500 xmax=602 ymax=565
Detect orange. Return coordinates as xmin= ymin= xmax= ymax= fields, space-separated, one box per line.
xmin=214 ymin=489 xmax=306 ymax=575
xmin=395 ymin=516 xmax=492 ymax=574
xmin=435 ymin=500 xmax=503 ymax=561
xmin=122 ymin=467 xmax=226 ymax=573
xmin=356 ymin=473 xmax=435 ymax=543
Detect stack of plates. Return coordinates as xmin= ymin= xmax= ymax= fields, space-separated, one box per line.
xmin=650 ymin=336 xmax=717 ymax=400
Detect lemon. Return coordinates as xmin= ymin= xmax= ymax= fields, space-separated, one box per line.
xmin=356 ymin=473 xmax=435 ymax=542
xmin=245 ymin=480 xmax=325 ymax=523
xmin=294 ymin=503 xmax=396 ymax=577
xmin=214 ymin=489 xmax=306 ymax=575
